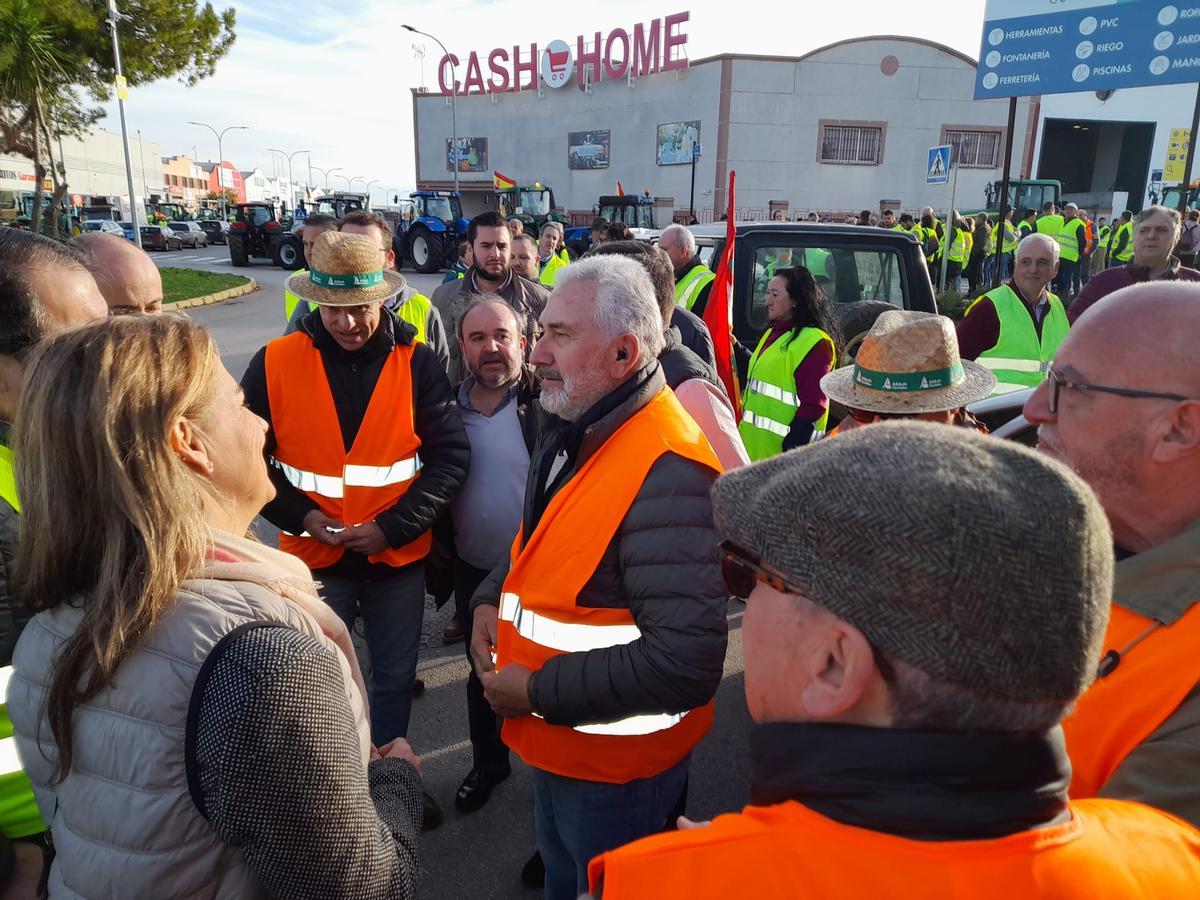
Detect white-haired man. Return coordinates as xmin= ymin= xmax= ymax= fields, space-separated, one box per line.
xmin=659 ymin=224 xmax=716 ymax=316
xmin=538 ymin=222 xmax=569 ymax=287
xmin=469 ymin=256 xmax=729 ymax=900
xmin=956 ymin=232 xmax=1069 ymax=396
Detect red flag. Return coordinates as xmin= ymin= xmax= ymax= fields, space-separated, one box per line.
xmin=616 ymin=181 xmax=625 ymax=197
xmin=702 ymin=171 xmax=741 ymax=417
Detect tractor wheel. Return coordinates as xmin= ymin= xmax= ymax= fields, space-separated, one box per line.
xmin=229 ymin=236 xmax=249 ymax=267
xmin=274 ymin=236 xmax=303 ymax=270
xmin=411 ymin=228 xmax=443 ymax=274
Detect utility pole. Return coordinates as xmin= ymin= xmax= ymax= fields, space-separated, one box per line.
xmin=404 ymin=26 xmax=458 ymax=196
xmin=107 ymin=0 xmax=142 ymax=247
xmin=187 ymin=121 xmax=249 ymax=219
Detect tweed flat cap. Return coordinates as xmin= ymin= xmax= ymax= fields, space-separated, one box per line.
xmin=712 ymin=423 xmax=1114 ymax=703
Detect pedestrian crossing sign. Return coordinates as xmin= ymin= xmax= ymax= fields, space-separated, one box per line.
xmin=927 ymin=145 xmax=952 ymax=185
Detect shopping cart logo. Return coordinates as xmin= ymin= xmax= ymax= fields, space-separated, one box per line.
xmin=541 ymin=40 xmax=574 ymax=89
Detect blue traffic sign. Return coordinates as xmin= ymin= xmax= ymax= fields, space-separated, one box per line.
xmin=692 ymin=142 xmax=702 ymax=160
xmin=976 ymin=1 xmax=1200 ymax=100
xmin=927 ymin=145 xmax=952 ymax=186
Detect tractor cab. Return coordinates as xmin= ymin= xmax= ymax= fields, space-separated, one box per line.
xmin=313 ymin=191 xmax=367 ymax=219
xmin=496 ymin=183 xmax=566 ymax=236
xmin=982 ymin=179 xmax=1061 ymax=218
xmin=394 ymin=191 xmax=467 ymax=273
xmin=597 ymin=195 xmax=656 ymax=230
xmin=228 ymin=201 xmax=304 ymax=269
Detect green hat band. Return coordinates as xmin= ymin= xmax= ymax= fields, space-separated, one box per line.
xmin=852 ymin=362 xmax=964 ymax=393
xmin=308 ymin=268 xmax=384 ymax=289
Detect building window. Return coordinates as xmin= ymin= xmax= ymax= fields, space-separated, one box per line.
xmin=818 ymin=122 xmax=885 ymax=165
xmin=944 ymin=129 xmax=1002 ymax=168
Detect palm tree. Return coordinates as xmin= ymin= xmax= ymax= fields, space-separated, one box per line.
xmin=0 ymin=1 xmax=69 ymax=235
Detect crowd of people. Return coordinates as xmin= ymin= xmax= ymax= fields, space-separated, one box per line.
xmin=0 ymin=191 xmax=1197 ymax=900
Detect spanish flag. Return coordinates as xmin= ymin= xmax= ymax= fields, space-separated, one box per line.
xmin=616 ymin=182 xmax=625 ymax=197
xmin=493 ymin=170 xmax=516 ymax=191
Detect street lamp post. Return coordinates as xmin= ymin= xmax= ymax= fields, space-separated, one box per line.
xmin=311 ymin=166 xmax=341 ymax=190
xmin=268 ymin=147 xmax=310 ymax=211
xmin=106 ymin=0 xmax=142 ymax=246
xmin=187 ymin=121 xmax=249 ymax=219
xmin=403 ymin=25 xmax=458 ymax=197
xmin=334 ymin=173 xmax=352 ymax=191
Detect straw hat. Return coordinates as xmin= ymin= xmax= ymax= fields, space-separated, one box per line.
xmin=820 ymin=310 xmax=995 ymax=414
xmin=285 ymin=231 xmax=406 ymax=307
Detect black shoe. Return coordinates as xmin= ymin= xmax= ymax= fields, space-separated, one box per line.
xmin=454 ymin=761 xmax=512 ymax=813
xmin=421 ymin=790 xmax=443 ymax=831
xmin=520 ymin=850 xmax=544 ymax=889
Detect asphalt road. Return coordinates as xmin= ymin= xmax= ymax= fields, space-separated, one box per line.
xmin=158 ymin=244 xmax=754 ymax=898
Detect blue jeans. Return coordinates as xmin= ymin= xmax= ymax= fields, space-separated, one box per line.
xmin=532 ymin=755 xmax=690 ymax=900
xmin=319 ymin=563 xmax=426 ymax=744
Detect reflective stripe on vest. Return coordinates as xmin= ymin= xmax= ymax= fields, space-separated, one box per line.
xmin=0 ymin=445 xmax=17 ymax=513
xmin=991 ymin=220 xmax=1018 ymax=253
xmin=966 ymin=285 xmax=1069 ymax=395
xmin=739 ymin=327 xmax=834 ymax=461
xmin=498 ymin=593 xmax=684 ymax=737
xmin=675 ymin=265 xmax=716 ymax=311
xmin=272 ymin=455 xmax=423 ymax=499
xmin=588 ymin=797 xmax=1200 ymax=899
xmin=496 ymin=388 xmax=721 ymax=783
xmin=1064 ymin=600 xmax=1200 ymax=801
xmin=264 ymin=332 xmax=431 ymax=570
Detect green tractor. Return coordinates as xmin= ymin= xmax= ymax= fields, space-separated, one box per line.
xmin=979 ymin=179 xmax=1062 ymax=218
xmin=496 ymin=182 xmax=567 ymax=237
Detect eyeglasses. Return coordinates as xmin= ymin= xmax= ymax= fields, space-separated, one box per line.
xmin=1047 ymin=368 xmax=1193 ymax=415
xmin=845 ymin=407 xmax=919 ymax=425
xmin=719 ymin=541 xmax=805 ymax=599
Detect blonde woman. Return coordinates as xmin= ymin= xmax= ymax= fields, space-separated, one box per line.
xmin=7 ymin=316 xmax=423 ymax=899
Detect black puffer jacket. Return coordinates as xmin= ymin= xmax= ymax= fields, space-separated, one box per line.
xmin=0 ymin=497 xmax=26 ymax=667
xmin=242 ymin=308 xmax=470 ymax=578
xmin=472 ymin=364 xmax=728 ymax=726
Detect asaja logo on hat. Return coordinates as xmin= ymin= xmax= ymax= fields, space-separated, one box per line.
xmin=819 ymin=310 xmax=997 ymax=416
xmin=285 ymin=231 xmax=406 ymax=308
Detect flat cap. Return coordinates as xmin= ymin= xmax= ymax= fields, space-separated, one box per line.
xmin=712 ymin=423 xmax=1114 ymax=704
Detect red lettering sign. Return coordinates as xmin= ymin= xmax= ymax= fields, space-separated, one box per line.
xmin=438 ymin=12 xmax=689 ymax=97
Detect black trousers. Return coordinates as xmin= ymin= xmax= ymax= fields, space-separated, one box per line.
xmin=453 ymin=556 xmax=510 ymax=771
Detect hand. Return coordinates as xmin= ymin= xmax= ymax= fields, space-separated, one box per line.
xmin=302 ymin=510 xmax=346 ymax=547
xmin=481 ymin=662 xmax=533 ymax=718
xmin=677 ymin=816 xmax=711 ymax=830
xmin=470 ymin=604 xmax=500 ymax=677
xmin=342 ymin=522 xmax=389 ymax=555
xmin=377 ymin=737 xmax=422 ymax=769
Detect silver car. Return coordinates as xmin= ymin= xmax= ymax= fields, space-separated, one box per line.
xmin=168 ymin=221 xmax=208 ymax=249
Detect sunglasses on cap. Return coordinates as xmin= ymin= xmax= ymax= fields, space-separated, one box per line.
xmin=719 ymin=540 xmax=804 ymax=599
xmin=844 ymin=407 xmax=919 ymax=425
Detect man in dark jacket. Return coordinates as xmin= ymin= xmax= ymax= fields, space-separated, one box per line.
xmin=430 ymin=211 xmax=550 ymax=384
xmin=448 ymin=296 xmax=542 ymax=814
xmin=0 ymin=228 xmax=106 ymax=890
xmin=469 ymin=256 xmax=728 ymax=900
xmin=242 ymin=233 xmax=469 ymax=827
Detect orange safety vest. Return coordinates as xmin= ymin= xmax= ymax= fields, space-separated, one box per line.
xmin=264 ymin=331 xmax=431 ymax=570
xmin=496 ymin=388 xmax=722 ymax=784
xmin=589 ymin=797 xmax=1200 ymax=899
xmin=1063 ymin=599 xmax=1200 ymax=800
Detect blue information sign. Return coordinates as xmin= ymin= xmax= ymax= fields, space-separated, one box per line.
xmin=927 ymin=145 xmax=952 ymax=185
xmin=975 ymin=1 xmax=1200 ymax=100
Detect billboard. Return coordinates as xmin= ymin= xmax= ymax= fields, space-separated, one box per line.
xmin=568 ymin=130 xmax=610 ymax=170
xmin=1164 ymin=127 xmax=1191 ymax=183
xmin=657 ymin=120 xmax=700 ymax=166
xmin=447 ymin=137 xmax=488 ymax=173
xmin=975 ymin=1 xmax=1200 ymax=100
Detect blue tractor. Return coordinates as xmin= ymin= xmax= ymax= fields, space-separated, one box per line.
xmin=394 ymin=190 xmax=469 ymax=274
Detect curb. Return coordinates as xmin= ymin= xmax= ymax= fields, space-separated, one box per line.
xmin=169 ymin=278 xmax=258 ymax=310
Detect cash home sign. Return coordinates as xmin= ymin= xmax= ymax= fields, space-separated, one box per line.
xmin=438 ymin=12 xmax=690 ymax=96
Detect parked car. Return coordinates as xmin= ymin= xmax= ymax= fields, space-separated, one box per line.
xmin=197 ymin=219 xmax=229 ymax=245
xmin=81 ymin=219 xmax=125 ymax=236
xmin=168 ymin=221 xmax=207 ymax=248
xmin=141 ymin=225 xmax=182 ymax=251
xmin=118 ymin=221 xmax=136 ymax=242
